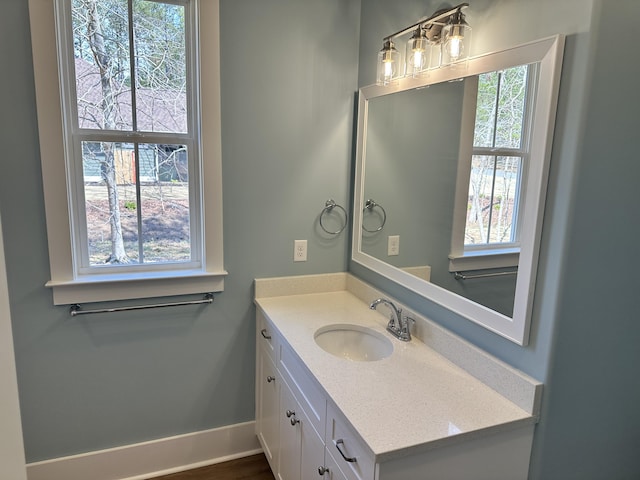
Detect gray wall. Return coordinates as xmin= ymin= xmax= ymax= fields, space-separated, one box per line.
xmin=0 ymin=0 xmax=359 ymax=462
xmin=355 ymin=0 xmax=640 ymax=478
xmin=531 ymin=1 xmax=640 ymax=477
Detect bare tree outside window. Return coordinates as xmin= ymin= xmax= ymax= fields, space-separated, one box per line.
xmin=71 ymin=0 xmax=191 ymax=266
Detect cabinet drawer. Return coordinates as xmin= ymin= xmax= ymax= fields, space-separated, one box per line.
xmin=257 ymin=310 xmax=277 ymax=362
xmin=326 ymin=403 xmax=375 ymax=480
xmin=279 ymin=342 xmax=326 ymax=439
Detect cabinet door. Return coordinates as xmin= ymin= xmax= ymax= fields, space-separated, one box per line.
xmin=278 ymin=378 xmax=302 ymax=480
xmin=257 ymin=347 xmax=279 ymax=469
xmin=323 ymin=449 xmax=349 ymax=480
xmin=300 ymin=407 xmax=325 ymax=480
xmin=279 ymin=377 xmax=328 ymax=480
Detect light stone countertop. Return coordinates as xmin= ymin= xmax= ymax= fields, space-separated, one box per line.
xmin=255 ymin=273 xmax=540 ymax=462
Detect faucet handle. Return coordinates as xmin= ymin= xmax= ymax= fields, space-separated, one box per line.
xmin=399 ymin=315 xmax=415 ymax=341
xmin=402 ymin=315 xmax=415 ymax=329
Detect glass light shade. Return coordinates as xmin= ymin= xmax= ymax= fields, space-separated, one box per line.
xmin=441 ymin=13 xmax=472 ymax=65
xmin=377 ymin=40 xmax=401 ymax=85
xmin=406 ymin=28 xmax=431 ymax=77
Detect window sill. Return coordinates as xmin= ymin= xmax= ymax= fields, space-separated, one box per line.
xmin=46 ymin=269 xmax=227 ymax=305
xmin=448 ymin=249 xmax=519 ymax=272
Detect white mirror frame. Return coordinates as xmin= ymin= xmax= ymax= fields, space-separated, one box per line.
xmin=352 ymin=35 xmax=565 ymax=345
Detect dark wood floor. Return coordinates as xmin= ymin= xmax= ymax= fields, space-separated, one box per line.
xmin=149 ymin=454 xmax=275 ymax=480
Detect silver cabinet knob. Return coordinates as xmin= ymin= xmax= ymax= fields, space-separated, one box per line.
xmin=266 ymin=375 xmax=275 ymax=383
xmin=285 ymin=410 xmax=299 ymax=425
xmin=318 ymin=466 xmax=330 ymax=476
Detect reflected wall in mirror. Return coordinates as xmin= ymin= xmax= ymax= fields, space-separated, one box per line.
xmin=352 ymin=36 xmax=565 ymax=345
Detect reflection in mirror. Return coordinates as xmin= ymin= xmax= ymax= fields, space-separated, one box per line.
xmin=352 ymin=36 xmax=565 ymax=345
xmin=362 ymin=65 xmax=536 ymax=317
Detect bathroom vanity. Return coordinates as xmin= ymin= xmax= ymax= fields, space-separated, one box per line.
xmin=254 ymin=273 xmax=542 ymax=480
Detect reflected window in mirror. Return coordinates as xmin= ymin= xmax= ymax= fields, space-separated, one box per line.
xmin=449 ymin=64 xmax=537 ymax=272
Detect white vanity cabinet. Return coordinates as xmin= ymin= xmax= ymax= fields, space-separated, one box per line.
xmin=255 ymin=282 xmax=540 ymax=480
xmin=256 ymin=310 xmax=331 ymax=479
xmin=256 ymin=310 xmax=377 ymax=480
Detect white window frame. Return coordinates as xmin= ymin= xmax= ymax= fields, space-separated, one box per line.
xmin=449 ymin=64 xmax=537 ymax=272
xmin=29 ymin=0 xmax=226 ymax=305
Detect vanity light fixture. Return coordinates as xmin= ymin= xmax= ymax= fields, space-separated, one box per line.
xmin=441 ymin=8 xmax=472 ymax=64
xmin=377 ymin=40 xmax=401 ymax=85
xmin=375 ymin=2 xmax=471 ymax=85
xmin=406 ymin=27 xmax=431 ymax=77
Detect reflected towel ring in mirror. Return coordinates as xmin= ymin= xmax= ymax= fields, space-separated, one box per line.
xmin=362 ymin=199 xmax=387 ymax=233
xmin=319 ymin=199 xmax=348 ymax=235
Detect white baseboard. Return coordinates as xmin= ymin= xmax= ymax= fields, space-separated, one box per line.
xmin=26 ymin=421 xmax=262 ymax=480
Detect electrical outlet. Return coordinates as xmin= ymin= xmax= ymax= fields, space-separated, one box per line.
xmin=388 ymin=235 xmax=400 ymax=256
xmin=294 ymin=240 xmax=307 ymax=262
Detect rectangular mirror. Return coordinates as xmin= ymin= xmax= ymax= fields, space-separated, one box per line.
xmin=352 ymin=36 xmax=565 ymax=345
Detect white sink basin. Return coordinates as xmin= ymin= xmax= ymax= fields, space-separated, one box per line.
xmin=314 ymin=324 xmax=393 ymax=362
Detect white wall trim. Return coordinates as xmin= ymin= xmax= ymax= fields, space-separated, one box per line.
xmin=26 ymin=421 xmax=262 ymax=480
xmin=0 ymin=211 xmax=28 ymax=479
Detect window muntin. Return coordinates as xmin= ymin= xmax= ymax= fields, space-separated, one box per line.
xmin=63 ymin=0 xmax=200 ymax=273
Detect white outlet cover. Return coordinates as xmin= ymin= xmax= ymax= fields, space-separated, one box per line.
xmin=388 ymin=235 xmax=399 ymax=256
xmin=294 ymin=239 xmax=307 ymax=262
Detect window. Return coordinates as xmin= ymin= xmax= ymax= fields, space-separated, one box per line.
xmin=29 ymin=0 xmax=225 ymax=304
xmin=450 ymin=64 xmax=536 ymax=271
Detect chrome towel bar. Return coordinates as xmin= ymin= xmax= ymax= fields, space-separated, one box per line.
xmin=69 ymin=293 xmax=214 ymax=316
xmin=453 ymin=271 xmax=517 ymax=281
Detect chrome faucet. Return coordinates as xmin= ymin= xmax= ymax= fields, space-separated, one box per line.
xmin=369 ymin=298 xmax=412 ymax=342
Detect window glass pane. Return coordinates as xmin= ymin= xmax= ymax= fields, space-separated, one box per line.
xmin=72 ymin=0 xmax=133 ymax=131
xmin=473 ymin=71 xmax=498 ymax=148
xmin=82 ymin=141 xmax=140 ymax=265
xmin=139 ymin=144 xmax=191 ymax=263
xmin=465 ymin=155 xmax=494 ymax=244
xmin=490 ymin=156 xmax=521 ymax=243
xmin=82 ymin=142 xmax=191 ymax=266
xmin=495 ymin=65 xmax=528 ymax=149
xmin=465 ymin=155 xmax=521 ymax=246
xmin=473 ymin=65 xmax=529 ymax=149
xmin=133 ymin=1 xmax=188 ymax=133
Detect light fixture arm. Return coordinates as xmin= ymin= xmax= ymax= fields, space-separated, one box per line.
xmin=382 ymin=3 xmax=469 ymax=43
